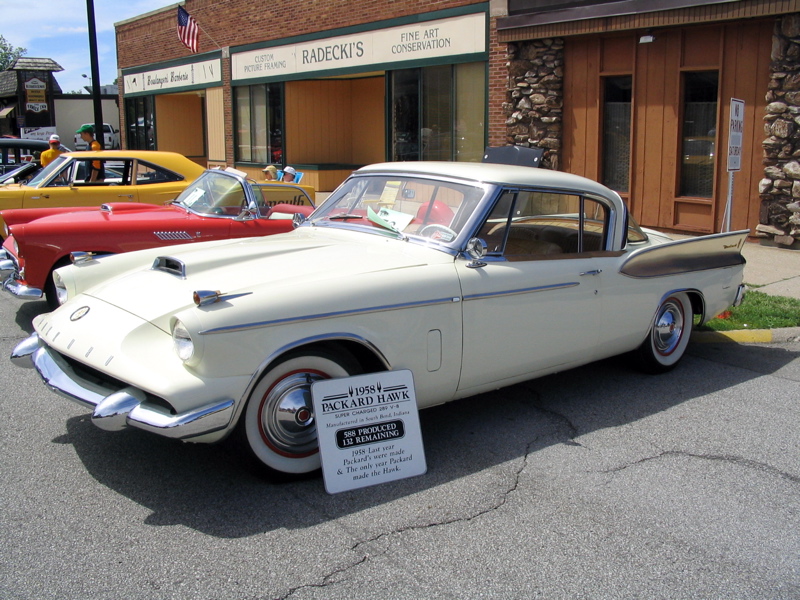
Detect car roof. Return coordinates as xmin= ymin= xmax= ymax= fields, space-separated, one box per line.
xmin=356 ymin=161 xmax=620 ymax=200
xmin=58 ymin=151 xmax=205 ymax=174
xmin=0 ymin=138 xmax=50 ymax=150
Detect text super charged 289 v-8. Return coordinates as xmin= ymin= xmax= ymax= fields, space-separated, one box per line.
xmin=11 ymin=162 xmax=747 ymax=479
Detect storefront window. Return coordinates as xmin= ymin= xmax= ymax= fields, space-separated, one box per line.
xmin=124 ymin=96 xmax=155 ymax=151
xmin=680 ymin=71 xmax=718 ymax=198
xmin=390 ymin=62 xmax=486 ymax=162
xmin=602 ymin=76 xmax=632 ymax=193
xmin=234 ymin=84 xmax=283 ymax=165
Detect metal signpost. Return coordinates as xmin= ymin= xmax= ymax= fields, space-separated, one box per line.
xmin=724 ymin=98 xmax=745 ymax=232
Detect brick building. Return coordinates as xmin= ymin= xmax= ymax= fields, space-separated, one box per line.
xmin=116 ymin=0 xmax=800 ymax=243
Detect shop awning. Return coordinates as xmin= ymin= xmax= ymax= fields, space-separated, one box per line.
xmin=0 ymin=105 xmax=16 ymax=118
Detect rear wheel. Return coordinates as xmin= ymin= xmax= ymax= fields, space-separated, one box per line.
xmin=234 ymin=348 xmax=361 ymax=479
xmin=635 ymin=292 xmax=693 ymax=374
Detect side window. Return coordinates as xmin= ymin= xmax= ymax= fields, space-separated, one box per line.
xmin=70 ymin=160 xmax=130 ymax=185
xmin=134 ymin=161 xmax=182 ymax=185
xmin=477 ymin=190 xmax=608 ymax=259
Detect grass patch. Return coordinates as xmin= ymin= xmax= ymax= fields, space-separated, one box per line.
xmin=698 ymin=290 xmax=800 ymax=331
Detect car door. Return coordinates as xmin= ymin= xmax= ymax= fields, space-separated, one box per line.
xmin=24 ymin=158 xmax=138 ymax=208
xmin=456 ymin=189 xmax=610 ymax=393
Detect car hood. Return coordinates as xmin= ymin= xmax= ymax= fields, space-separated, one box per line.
xmin=79 ymin=227 xmax=456 ymax=330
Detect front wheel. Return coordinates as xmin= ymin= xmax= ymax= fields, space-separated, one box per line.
xmin=234 ymin=348 xmax=361 ymax=479
xmin=635 ymin=292 xmax=693 ymax=374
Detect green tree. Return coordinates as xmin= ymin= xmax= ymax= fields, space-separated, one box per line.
xmin=0 ymin=35 xmax=27 ymax=71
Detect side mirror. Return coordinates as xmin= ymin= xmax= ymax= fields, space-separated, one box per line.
xmin=465 ymin=237 xmax=488 ymax=268
xmin=292 ymin=213 xmax=306 ymax=229
xmin=234 ymin=208 xmax=257 ymax=221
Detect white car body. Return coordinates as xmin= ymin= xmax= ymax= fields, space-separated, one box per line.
xmin=12 ymin=161 xmax=748 ymax=478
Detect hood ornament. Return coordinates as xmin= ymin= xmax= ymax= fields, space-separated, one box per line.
xmin=193 ymin=290 xmax=252 ymax=307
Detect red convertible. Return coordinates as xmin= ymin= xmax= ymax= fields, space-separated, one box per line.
xmin=0 ymin=168 xmax=315 ymax=308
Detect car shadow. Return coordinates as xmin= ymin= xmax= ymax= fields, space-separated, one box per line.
xmin=51 ymin=341 xmax=799 ymax=539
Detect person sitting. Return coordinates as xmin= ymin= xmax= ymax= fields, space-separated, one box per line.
xmin=263 ymin=165 xmax=278 ymax=180
xmin=282 ymin=166 xmax=297 ymax=182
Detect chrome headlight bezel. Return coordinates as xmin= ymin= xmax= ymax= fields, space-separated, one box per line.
xmin=172 ymin=318 xmax=195 ymax=362
xmin=52 ymin=270 xmax=69 ymax=306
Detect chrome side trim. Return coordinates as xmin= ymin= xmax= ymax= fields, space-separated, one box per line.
xmin=2 ymin=275 xmax=43 ymax=299
xmin=463 ymin=281 xmax=579 ymax=302
xmin=199 ymin=296 xmax=461 ymax=335
xmin=154 ymin=231 xmax=193 ymax=241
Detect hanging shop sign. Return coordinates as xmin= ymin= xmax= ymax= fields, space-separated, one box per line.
xmin=24 ymin=77 xmax=48 ymax=113
xmin=123 ymin=58 xmax=222 ymax=95
xmin=232 ymin=11 xmax=486 ymax=82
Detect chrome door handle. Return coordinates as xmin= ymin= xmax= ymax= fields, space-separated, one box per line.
xmin=580 ymin=269 xmax=602 ymax=276
xmin=117 ymin=194 xmax=134 ymax=199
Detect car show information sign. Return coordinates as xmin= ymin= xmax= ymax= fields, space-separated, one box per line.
xmin=311 ymin=370 xmax=426 ymax=494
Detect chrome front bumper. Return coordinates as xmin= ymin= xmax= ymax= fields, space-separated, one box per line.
xmin=11 ymin=333 xmax=235 ymax=440
xmin=2 ymin=274 xmax=43 ymax=298
xmin=1 ymin=249 xmax=43 ymax=299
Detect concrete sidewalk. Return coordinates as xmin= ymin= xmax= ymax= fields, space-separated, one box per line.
xmin=741 ymin=240 xmax=800 ymax=299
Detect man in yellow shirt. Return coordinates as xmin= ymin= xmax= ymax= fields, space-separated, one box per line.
xmin=76 ymin=124 xmax=103 ymax=181
xmin=40 ymin=134 xmax=64 ymax=167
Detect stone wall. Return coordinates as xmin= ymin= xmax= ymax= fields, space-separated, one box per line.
xmin=760 ymin=14 xmax=800 ymax=247
xmin=503 ymin=38 xmax=565 ymax=170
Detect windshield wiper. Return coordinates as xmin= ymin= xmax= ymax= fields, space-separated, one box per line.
xmin=328 ymin=213 xmax=364 ymax=220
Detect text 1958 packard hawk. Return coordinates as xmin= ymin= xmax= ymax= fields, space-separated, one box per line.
xmin=11 ymin=161 xmax=747 ymax=479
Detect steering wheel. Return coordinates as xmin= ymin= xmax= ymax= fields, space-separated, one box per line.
xmin=419 ymin=223 xmax=457 ymax=241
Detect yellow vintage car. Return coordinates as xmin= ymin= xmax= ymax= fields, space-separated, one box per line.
xmin=0 ymin=151 xmax=205 ymax=221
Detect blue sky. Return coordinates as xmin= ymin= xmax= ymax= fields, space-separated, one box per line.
xmin=3 ymin=0 xmax=175 ymax=94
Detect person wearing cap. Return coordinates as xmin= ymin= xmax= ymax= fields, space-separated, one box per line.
xmin=282 ymin=166 xmax=296 ymax=182
xmin=263 ymin=165 xmax=278 ymax=181
xmin=76 ymin=124 xmax=103 ymax=181
xmin=40 ymin=134 xmax=65 ymax=167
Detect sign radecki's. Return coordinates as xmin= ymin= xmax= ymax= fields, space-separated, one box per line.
xmin=232 ymin=12 xmax=486 ymax=82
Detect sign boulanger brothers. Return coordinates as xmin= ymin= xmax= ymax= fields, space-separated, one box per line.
xmin=232 ymin=12 xmax=486 ymax=82
xmin=312 ymin=370 xmax=427 ymax=494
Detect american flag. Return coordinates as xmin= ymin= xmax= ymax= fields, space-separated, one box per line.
xmin=177 ymin=6 xmax=199 ymax=53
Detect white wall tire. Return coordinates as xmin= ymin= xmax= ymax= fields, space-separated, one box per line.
xmin=235 ymin=349 xmax=360 ymax=479
xmin=635 ymin=292 xmax=693 ymax=374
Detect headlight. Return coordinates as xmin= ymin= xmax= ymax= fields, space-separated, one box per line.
xmin=52 ymin=270 xmax=69 ymax=306
xmin=172 ymin=319 xmax=194 ymax=361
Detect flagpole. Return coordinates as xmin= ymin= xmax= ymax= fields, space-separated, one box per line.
xmin=195 ymin=20 xmax=221 ymax=50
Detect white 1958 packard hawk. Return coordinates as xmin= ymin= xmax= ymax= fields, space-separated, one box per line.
xmin=11 ymin=161 xmax=747 ymax=479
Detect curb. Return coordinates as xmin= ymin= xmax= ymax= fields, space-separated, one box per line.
xmin=691 ymin=326 xmax=800 ymax=344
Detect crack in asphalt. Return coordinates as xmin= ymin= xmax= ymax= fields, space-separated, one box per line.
xmin=278 ymin=439 xmax=536 ymax=599
xmin=603 ymin=450 xmax=800 ymax=483
xmin=274 ymin=394 xmax=581 ymax=599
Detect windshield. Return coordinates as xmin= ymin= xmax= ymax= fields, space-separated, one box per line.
xmin=174 ymin=171 xmax=252 ymax=216
xmin=25 ymin=155 xmax=70 ymax=187
xmin=310 ymin=175 xmax=487 ymax=244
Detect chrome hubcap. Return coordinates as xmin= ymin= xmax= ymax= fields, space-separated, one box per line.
xmin=260 ymin=372 xmax=324 ymax=455
xmin=653 ymin=298 xmax=684 ymax=356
